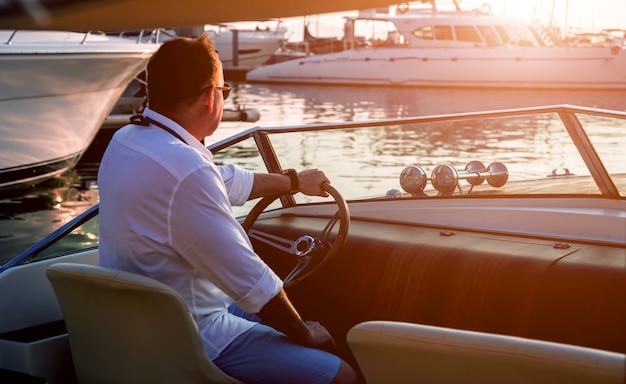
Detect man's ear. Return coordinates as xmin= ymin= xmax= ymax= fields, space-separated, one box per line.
xmin=204 ymin=86 xmax=215 ymax=113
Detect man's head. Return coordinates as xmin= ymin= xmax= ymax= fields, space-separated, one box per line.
xmin=147 ymin=34 xmax=222 ymax=114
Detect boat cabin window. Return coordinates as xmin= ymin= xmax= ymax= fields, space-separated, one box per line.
xmin=502 ymin=25 xmax=540 ymax=46
xmin=412 ymin=25 xmax=434 ymax=40
xmin=453 ymin=25 xmax=482 ymax=43
xmin=476 ymin=25 xmax=501 ymax=45
xmin=353 ymin=19 xmax=407 ymax=47
xmin=434 ymin=25 xmax=454 ymax=41
xmin=414 ymin=24 xmax=505 ymax=45
xmin=493 ymin=25 xmax=511 ymax=44
xmin=529 ymin=27 xmax=550 ymax=47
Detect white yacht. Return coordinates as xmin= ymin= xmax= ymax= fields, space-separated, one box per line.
xmin=0 ymin=30 xmax=157 ymax=190
xmin=247 ymin=2 xmax=626 ymax=89
xmin=205 ymin=22 xmax=288 ymax=71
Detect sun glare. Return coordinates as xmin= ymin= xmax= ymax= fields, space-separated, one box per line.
xmin=465 ymin=0 xmax=626 ymax=30
xmin=279 ymin=0 xmax=625 ymax=42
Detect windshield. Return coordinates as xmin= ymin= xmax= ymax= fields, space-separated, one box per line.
xmin=211 ymin=106 xmax=625 ymax=217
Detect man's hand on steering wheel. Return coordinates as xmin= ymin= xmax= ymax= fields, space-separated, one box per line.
xmin=296 ymin=169 xmax=330 ymax=197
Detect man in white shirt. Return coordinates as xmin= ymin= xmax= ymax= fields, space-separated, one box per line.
xmin=97 ymin=34 xmax=357 ymax=384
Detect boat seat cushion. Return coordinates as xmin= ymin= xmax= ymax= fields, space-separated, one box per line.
xmin=347 ymin=321 xmax=626 ymax=384
xmin=46 ymin=262 xmax=243 ymax=384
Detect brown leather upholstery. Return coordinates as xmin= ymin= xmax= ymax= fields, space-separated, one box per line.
xmin=46 ymin=262 xmax=244 ymax=384
xmin=348 ymin=321 xmax=626 ymax=384
xmin=297 ymin=218 xmax=626 ymax=354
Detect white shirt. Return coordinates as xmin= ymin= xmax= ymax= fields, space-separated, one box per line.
xmin=97 ymin=108 xmax=283 ymax=359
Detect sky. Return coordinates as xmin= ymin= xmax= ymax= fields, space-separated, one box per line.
xmin=276 ymin=0 xmax=626 ymax=41
xmin=474 ymin=0 xmax=626 ymax=30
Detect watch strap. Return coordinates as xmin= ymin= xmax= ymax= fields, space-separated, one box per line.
xmin=281 ymin=169 xmax=299 ymax=194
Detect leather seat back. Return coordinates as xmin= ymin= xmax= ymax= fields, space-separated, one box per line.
xmin=348 ymin=321 xmax=625 ymax=384
xmin=46 ymin=262 xmax=243 ymax=384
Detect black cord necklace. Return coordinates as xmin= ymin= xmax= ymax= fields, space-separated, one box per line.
xmin=130 ymin=114 xmax=189 ymax=145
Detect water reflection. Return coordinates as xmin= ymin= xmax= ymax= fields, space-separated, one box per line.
xmin=0 ymin=170 xmax=97 ymax=264
xmin=223 ymin=84 xmax=626 ymax=129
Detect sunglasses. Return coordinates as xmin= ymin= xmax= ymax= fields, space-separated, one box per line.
xmin=214 ymin=83 xmax=231 ymax=100
xmin=200 ymin=83 xmax=231 ymax=100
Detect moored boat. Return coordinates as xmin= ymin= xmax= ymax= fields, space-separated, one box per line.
xmin=247 ymin=2 xmax=626 ymax=89
xmin=0 ymin=30 xmax=157 ymax=190
xmin=204 ymin=22 xmax=288 ymax=73
xmin=120 ymin=23 xmax=288 ymax=76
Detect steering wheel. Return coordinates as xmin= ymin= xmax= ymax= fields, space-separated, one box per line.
xmin=242 ymin=183 xmax=350 ymax=287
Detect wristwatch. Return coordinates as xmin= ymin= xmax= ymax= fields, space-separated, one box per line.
xmin=281 ymin=168 xmax=299 ymax=194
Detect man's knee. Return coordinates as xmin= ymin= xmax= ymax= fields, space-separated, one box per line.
xmin=332 ymin=359 xmax=359 ymax=384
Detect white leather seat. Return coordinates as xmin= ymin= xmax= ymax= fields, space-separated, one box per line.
xmin=347 ymin=321 xmax=625 ymax=384
xmin=46 ymin=262 xmax=244 ymax=384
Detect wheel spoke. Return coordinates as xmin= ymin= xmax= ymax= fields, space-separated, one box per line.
xmin=248 ymin=229 xmax=294 ymax=254
xmin=318 ymin=210 xmax=340 ymax=246
xmin=284 ymin=257 xmax=311 ymax=283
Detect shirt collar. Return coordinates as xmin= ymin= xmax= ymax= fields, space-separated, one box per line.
xmin=142 ymin=108 xmax=212 ymax=157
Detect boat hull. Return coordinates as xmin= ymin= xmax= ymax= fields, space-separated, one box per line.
xmin=247 ymin=46 xmax=626 ymax=89
xmin=0 ymin=31 xmax=156 ymax=189
xmin=207 ymin=28 xmax=287 ymax=71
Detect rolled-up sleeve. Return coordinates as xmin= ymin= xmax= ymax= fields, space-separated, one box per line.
xmin=218 ymin=164 xmax=253 ymax=206
xmin=234 ymin=267 xmax=283 ymax=312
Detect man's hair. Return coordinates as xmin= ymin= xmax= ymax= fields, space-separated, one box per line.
xmin=147 ymin=34 xmax=219 ymax=112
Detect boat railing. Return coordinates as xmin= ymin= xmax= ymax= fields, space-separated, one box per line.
xmin=4 ymin=29 xmax=162 ymax=45
xmin=112 ymin=28 xmax=174 ymax=44
xmin=4 ymin=30 xmax=17 ymax=44
xmin=206 ymin=19 xmax=287 ymax=36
